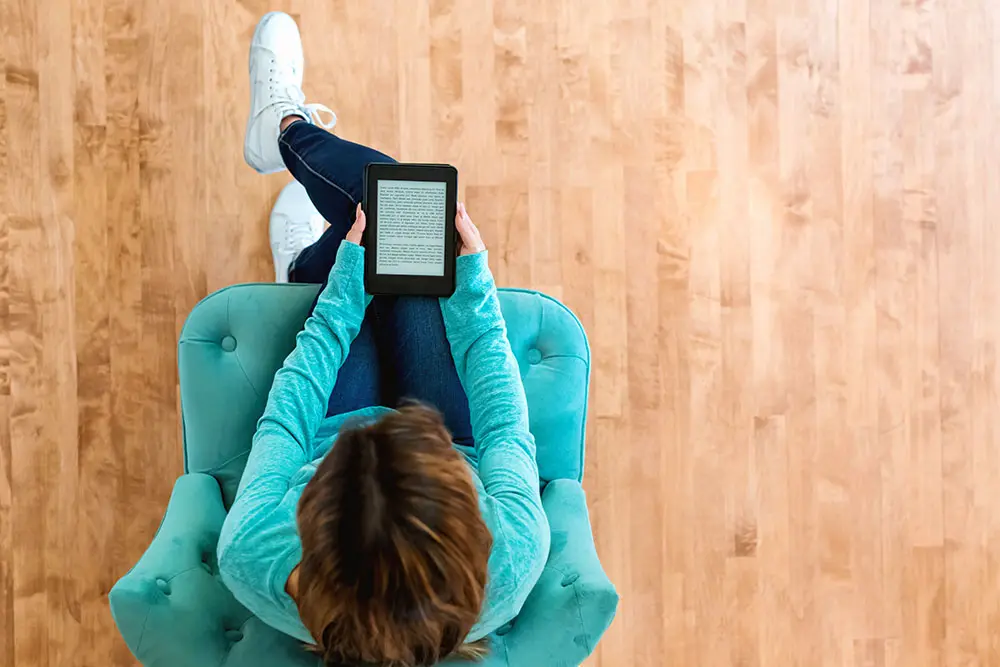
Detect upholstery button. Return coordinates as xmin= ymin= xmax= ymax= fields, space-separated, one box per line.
xmin=201 ymin=552 xmax=214 ymax=574
xmin=527 ymin=348 xmax=542 ymax=365
xmin=221 ymin=335 xmax=237 ymax=352
xmin=225 ymin=630 xmax=244 ymax=643
xmin=561 ymin=572 xmax=580 ymax=587
xmin=495 ymin=621 xmax=514 ymax=637
xmin=155 ymin=578 xmax=171 ymax=595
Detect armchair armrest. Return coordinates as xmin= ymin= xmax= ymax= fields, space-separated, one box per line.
xmin=498 ymin=480 xmax=619 ymax=666
xmin=110 ymin=474 xmax=320 ymax=667
xmin=110 ymin=474 xmax=229 ymax=659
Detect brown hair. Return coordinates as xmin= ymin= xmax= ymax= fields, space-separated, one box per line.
xmin=296 ymin=403 xmax=492 ymax=666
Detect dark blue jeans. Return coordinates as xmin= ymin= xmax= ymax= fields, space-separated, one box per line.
xmin=280 ymin=122 xmax=473 ymax=446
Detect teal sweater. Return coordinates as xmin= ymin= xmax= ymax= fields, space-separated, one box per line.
xmin=217 ymin=241 xmax=551 ymax=645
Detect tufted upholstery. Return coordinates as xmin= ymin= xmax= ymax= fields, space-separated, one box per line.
xmin=110 ymin=285 xmax=617 ymax=667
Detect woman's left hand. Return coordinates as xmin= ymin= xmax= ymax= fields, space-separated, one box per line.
xmin=346 ymin=204 xmax=366 ymax=246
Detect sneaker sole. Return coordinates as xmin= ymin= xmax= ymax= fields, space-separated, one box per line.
xmin=244 ymin=11 xmax=290 ymax=175
xmin=272 ymin=250 xmax=292 ymax=282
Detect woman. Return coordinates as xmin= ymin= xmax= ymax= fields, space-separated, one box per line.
xmin=216 ymin=12 xmax=550 ymax=667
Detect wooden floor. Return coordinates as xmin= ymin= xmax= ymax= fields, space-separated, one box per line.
xmin=2 ymin=0 xmax=1000 ymax=665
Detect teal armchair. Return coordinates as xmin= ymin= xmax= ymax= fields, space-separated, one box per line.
xmin=110 ymin=284 xmax=617 ymax=666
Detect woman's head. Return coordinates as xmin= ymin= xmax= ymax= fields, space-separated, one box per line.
xmin=296 ymin=403 xmax=491 ymax=667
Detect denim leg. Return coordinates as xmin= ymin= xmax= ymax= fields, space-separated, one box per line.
xmin=371 ymin=296 xmax=474 ymax=446
xmin=325 ymin=317 xmax=381 ymax=416
xmin=280 ymin=122 xmax=395 ymax=283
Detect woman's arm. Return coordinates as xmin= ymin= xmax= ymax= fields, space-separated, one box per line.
xmin=233 ymin=207 xmax=369 ymax=501
xmin=439 ymin=205 xmax=548 ymax=543
xmin=440 ymin=251 xmax=538 ymax=490
xmin=218 ymin=229 xmax=369 ymax=616
xmin=221 ymin=211 xmax=368 ymax=532
xmin=440 ymin=242 xmax=551 ymax=632
xmin=237 ymin=240 xmax=370 ymax=498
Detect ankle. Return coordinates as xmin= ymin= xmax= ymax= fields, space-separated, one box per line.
xmin=280 ymin=115 xmax=306 ymax=132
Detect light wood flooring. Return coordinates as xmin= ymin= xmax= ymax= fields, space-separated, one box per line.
xmin=2 ymin=0 xmax=1000 ymax=665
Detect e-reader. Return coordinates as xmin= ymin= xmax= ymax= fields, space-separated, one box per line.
xmin=362 ymin=163 xmax=458 ymax=297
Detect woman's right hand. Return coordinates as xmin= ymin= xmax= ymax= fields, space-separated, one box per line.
xmin=456 ymin=202 xmax=486 ymax=255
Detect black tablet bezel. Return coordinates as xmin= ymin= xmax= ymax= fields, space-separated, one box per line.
xmin=363 ymin=163 xmax=458 ymax=297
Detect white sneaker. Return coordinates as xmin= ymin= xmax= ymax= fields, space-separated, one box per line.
xmin=245 ymin=12 xmax=336 ymax=174
xmin=270 ymin=180 xmax=326 ymax=282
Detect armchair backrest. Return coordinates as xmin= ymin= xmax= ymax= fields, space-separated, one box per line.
xmin=177 ymin=285 xmax=590 ymax=506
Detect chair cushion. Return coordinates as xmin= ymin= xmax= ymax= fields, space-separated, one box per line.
xmin=178 ymin=285 xmax=589 ymax=506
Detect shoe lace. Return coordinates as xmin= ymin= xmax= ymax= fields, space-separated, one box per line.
xmin=276 ymin=213 xmax=323 ymax=254
xmin=268 ymin=59 xmax=337 ymax=130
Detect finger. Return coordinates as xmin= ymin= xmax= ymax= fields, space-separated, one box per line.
xmin=458 ymin=202 xmax=476 ymax=227
xmin=456 ymin=213 xmax=476 ymax=243
xmin=346 ymin=204 xmax=367 ymax=245
xmin=455 ymin=205 xmax=470 ymax=232
xmin=455 ymin=210 xmax=484 ymax=255
xmin=354 ymin=205 xmax=366 ymax=232
xmin=455 ymin=206 xmax=472 ymax=255
xmin=460 ymin=214 xmax=479 ymax=240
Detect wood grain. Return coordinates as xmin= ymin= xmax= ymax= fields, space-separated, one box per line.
xmin=2 ymin=0 xmax=1000 ymax=665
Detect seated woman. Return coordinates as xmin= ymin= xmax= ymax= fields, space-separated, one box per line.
xmin=216 ymin=11 xmax=550 ymax=667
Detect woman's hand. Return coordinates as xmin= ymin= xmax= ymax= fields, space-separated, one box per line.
xmin=346 ymin=203 xmax=366 ymax=246
xmin=456 ymin=202 xmax=485 ymax=255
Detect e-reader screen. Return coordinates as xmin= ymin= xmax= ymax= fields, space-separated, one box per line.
xmin=364 ymin=162 xmax=457 ymax=297
xmin=375 ymin=180 xmax=447 ymax=277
